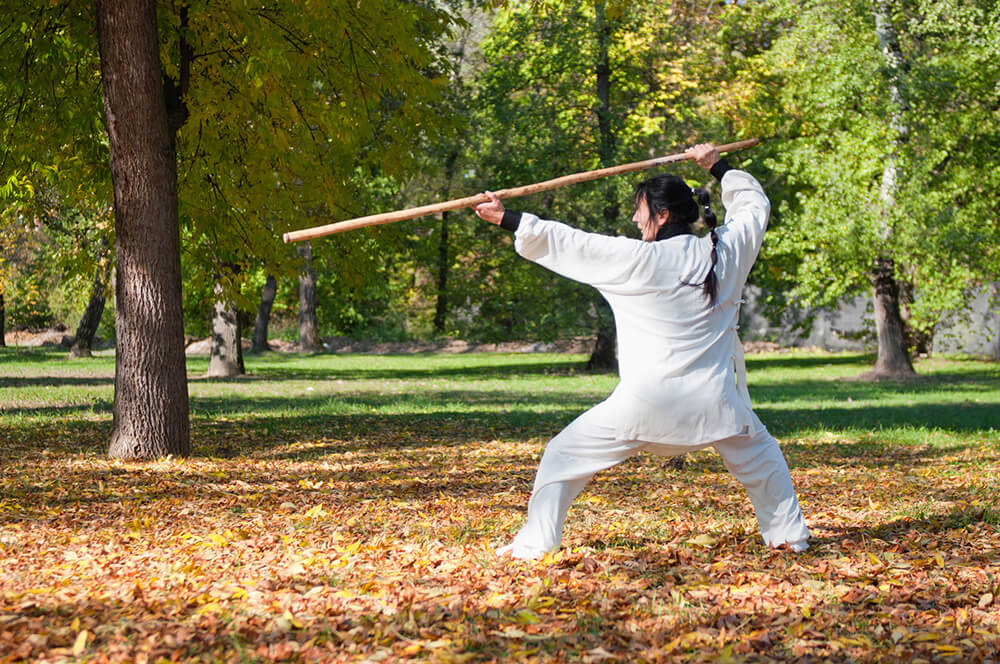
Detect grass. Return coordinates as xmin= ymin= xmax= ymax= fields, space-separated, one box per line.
xmin=1 ymin=347 xmax=999 ymax=662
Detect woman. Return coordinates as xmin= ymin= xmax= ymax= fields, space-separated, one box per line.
xmin=472 ymin=143 xmax=810 ymax=560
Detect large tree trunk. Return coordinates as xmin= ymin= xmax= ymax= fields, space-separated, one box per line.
xmin=99 ymin=0 xmax=190 ymax=459
xmin=434 ymin=151 xmax=460 ymax=335
xmin=207 ymin=281 xmax=245 ymax=377
xmin=251 ymin=275 xmax=277 ymax=352
xmin=297 ymin=242 xmax=319 ymax=351
xmin=869 ymin=0 xmax=916 ymax=377
xmin=586 ymin=1 xmax=618 ymax=372
xmin=70 ymin=249 xmax=113 ymax=358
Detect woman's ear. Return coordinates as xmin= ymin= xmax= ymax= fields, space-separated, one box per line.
xmin=656 ymin=210 xmax=671 ymax=230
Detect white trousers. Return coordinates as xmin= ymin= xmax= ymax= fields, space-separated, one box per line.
xmin=504 ymin=399 xmax=810 ymax=558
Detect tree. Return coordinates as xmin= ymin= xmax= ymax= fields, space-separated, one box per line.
xmin=297 ymin=242 xmax=319 ymax=352
xmin=70 ymin=236 xmax=113 ymax=357
xmin=714 ymin=0 xmax=1000 ymax=375
xmin=206 ymin=279 xmax=244 ymax=377
xmin=251 ymin=275 xmax=277 ymax=352
xmin=98 ymin=0 xmax=191 ymax=458
xmin=2 ymin=1 xmax=459 ymax=457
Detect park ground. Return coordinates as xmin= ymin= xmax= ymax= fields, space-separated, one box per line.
xmin=1 ymin=348 xmax=999 ymax=662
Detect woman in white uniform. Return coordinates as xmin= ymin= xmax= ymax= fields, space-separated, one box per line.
xmin=473 ymin=143 xmax=810 ymax=560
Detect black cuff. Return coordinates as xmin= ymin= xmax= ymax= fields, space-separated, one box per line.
xmin=500 ymin=210 xmax=522 ymax=232
xmin=710 ymin=158 xmax=733 ymax=181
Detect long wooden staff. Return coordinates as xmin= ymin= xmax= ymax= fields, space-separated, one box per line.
xmin=282 ymin=138 xmax=759 ymax=243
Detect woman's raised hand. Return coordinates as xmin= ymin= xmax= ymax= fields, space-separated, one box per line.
xmin=686 ymin=143 xmax=720 ymax=171
xmin=472 ymin=190 xmax=505 ymax=225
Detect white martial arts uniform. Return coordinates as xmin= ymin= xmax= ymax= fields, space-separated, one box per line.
xmin=498 ymin=169 xmax=811 ymax=559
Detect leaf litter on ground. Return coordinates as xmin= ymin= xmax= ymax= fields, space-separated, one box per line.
xmin=1 ymin=349 xmax=999 ymax=661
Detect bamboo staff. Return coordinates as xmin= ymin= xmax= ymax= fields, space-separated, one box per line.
xmin=282 ymin=138 xmax=759 ymax=243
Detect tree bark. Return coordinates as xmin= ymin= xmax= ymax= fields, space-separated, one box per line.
xmin=869 ymin=0 xmax=916 ymax=377
xmin=207 ymin=281 xmax=245 ymax=377
xmin=251 ymin=275 xmax=277 ymax=352
xmin=587 ymin=1 xmax=618 ymax=372
xmin=870 ymin=258 xmax=915 ymax=375
xmin=98 ymin=0 xmax=190 ymax=459
xmin=70 ymin=247 xmax=113 ymax=358
xmin=434 ymin=151 xmax=460 ymax=335
xmin=298 ymin=242 xmax=319 ymax=351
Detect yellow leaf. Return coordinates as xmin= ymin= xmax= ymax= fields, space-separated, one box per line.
xmin=687 ymin=534 xmax=719 ymax=548
xmin=304 ymin=505 xmax=328 ymax=518
xmin=935 ymin=553 xmax=945 ymax=567
xmin=402 ymin=643 xmax=422 ymax=655
xmin=910 ymin=632 xmax=940 ymax=642
xmin=515 ymin=609 xmax=539 ymax=624
xmin=485 ymin=593 xmax=509 ymax=608
xmin=73 ymin=630 xmax=88 ymax=657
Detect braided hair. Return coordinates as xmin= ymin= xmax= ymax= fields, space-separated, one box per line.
xmin=634 ymin=174 xmax=719 ymax=305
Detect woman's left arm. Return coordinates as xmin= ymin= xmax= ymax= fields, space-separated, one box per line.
xmin=687 ymin=144 xmax=770 ymax=266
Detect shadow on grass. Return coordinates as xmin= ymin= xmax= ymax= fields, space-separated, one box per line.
xmin=744 ymin=352 xmax=875 ymax=371
xmin=0 ymin=376 xmax=114 ymax=389
xmin=751 ymin=370 xmax=1000 ymax=399
xmin=0 ymin=348 xmax=74 ymax=364
xmin=244 ymin=358 xmax=588 ymax=381
xmin=757 ymin=401 xmax=1000 ymax=439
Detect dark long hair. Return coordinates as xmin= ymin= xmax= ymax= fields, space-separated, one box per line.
xmin=634 ymin=174 xmax=719 ymax=304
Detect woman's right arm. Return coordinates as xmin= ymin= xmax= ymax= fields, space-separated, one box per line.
xmin=472 ymin=192 xmax=648 ymax=288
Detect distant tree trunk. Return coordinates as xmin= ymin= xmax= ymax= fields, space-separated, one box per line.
xmin=207 ymin=281 xmax=245 ymax=377
xmin=869 ymin=0 xmax=915 ymax=377
xmin=70 ymin=250 xmax=113 ymax=358
xmin=0 ymin=293 xmax=5 ymax=347
xmin=434 ymin=151 xmax=459 ymax=335
xmin=99 ymin=0 xmax=190 ymax=459
xmin=251 ymin=275 xmax=277 ymax=352
xmin=587 ymin=1 xmax=618 ymax=372
xmin=871 ymin=258 xmax=915 ymax=375
xmin=298 ymin=242 xmax=319 ymax=351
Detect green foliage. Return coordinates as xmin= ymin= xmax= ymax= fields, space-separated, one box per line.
xmin=2 ymin=1 xmax=461 ymax=343
xmin=4 ymin=1 xmax=997 ymax=348
xmin=714 ymin=0 xmax=1000 ymax=343
xmin=415 ymin=0 xmax=737 ymax=340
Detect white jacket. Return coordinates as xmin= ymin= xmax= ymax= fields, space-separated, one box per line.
xmin=513 ymin=169 xmax=770 ymax=446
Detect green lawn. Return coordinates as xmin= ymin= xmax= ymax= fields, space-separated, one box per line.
xmin=2 ymin=348 xmax=999 ymax=661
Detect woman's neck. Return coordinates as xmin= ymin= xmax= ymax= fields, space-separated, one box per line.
xmin=655 ymin=222 xmax=693 ymax=241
